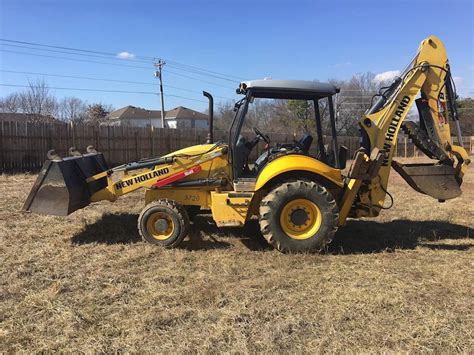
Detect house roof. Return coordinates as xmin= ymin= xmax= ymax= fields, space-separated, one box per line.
xmin=165 ymin=106 xmax=208 ymax=120
xmin=0 ymin=112 xmax=60 ymax=123
xmin=107 ymin=105 xmax=162 ymax=121
xmin=106 ymin=105 xmax=208 ymax=121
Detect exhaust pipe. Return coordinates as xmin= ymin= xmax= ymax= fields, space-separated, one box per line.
xmin=203 ymin=91 xmax=214 ymax=144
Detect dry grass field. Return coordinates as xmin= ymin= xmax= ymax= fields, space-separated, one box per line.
xmin=1 ymin=159 xmax=473 ymax=352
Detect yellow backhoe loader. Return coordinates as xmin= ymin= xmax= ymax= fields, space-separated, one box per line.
xmin=23 ymin=35 xmax=470 ymax=252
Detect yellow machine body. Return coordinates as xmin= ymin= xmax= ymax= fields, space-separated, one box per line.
xmin=22 ymin=35 xmax=470 ymax=253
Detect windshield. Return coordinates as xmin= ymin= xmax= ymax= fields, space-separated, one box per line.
xmin=228 ymin=97 xmax=248 ymax=149
xmin=230 ymin=95 xmax=328 ymax=156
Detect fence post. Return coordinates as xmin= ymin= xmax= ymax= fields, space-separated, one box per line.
xmin=95 ymin=124 xmax=99 ymax=150
xmin=70 ymin=121 xmax=75 ymax=148
xmin=151 ymin=125 xmax=155 ymax=157
xmin=107 ymin=126 xmax=111 ymax=164
xmin=47 ymin=122 xmax=53 ymax=153
xmin=0 ymin=121 xmax=3 ymax=173
xmin=135 ymin=129 xmax=139 ymax=160
xmin=404 ymin=137 xmax=407 ymax=158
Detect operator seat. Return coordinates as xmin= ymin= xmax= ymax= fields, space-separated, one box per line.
xmin=297 ymin=134 xmax=313 ymax=153
xmin=233 ymin=135 xmax=252 ymax=177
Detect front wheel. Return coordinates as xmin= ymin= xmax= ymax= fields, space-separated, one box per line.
xmin=138 ymin=199 xmax=190 ymax=248
xmin=259 ymin=180 xmax=339 ymax=253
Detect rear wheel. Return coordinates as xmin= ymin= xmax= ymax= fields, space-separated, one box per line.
xmin=259 ymin=180 xmax=339 ymax=253
xmin=138 ymin=199 xmax=189 ymax=248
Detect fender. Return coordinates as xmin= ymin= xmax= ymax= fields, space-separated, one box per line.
xmin=255 ymin=154 xmax=344 ymax=191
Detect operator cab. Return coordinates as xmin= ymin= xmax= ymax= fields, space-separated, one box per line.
xmin=229 ymin=79 xmax=347 ymax=182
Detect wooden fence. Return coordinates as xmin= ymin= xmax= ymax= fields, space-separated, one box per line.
xmin=0 ymin=121 xmax=473 ymax=173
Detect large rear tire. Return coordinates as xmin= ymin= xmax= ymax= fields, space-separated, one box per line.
xmin=138 ymin=199 xmax=190 ymax=248
xmin=259 ymin=180 xmax=339 ymax=253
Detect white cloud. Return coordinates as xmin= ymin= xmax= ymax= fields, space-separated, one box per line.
xmin=373 ymin=70 xmax=401 ymax=83
xmin=116 ymin=51 xmax=136 ymax=60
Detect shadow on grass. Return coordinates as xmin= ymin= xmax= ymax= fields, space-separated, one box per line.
xmin=330 ymin=219 xmax=472 ymax=254
xmin=72 ymin=213 xmax=142 ymax=245
xmin=71 ymin=213 xmax=266 ymax=251
xmin=71 ymin=213 xmax=472 ymax=254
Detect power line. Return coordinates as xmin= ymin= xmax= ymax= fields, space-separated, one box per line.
xmin=165 ymin=62 xmax=238 ymax=82
xmin=0 ymin=38 xmax=144 ymax=60
xmin=0 ymin=43 xmax=154 ymax=65
xmin=0 ymin=83 xmax=209 ymax=103
xmin=0 ymin=48 xmax=151 ymax=69
xmin=164 ymin=69 xmax=235 ymax=89
xmin=0 ymin=69 xmax=235 ymax=100
xmin=0 ymin=38 xmax=243 ymax=81
xmin=7 ymin=40 xmax=471 ymax=95
xmin=1 ymin=43 xmax=239 ymax=83
xmin=0 ymin=49 xmax=236 ymax=90
xmin=1 ymin=83 xmax=470 ymax=111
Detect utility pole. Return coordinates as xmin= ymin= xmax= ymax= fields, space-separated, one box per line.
xmin=154 ymin=59 xmax=166 ymax=128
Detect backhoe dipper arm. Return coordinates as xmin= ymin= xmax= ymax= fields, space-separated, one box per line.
xmin=339 ymin=35 xmax=469 ymax=222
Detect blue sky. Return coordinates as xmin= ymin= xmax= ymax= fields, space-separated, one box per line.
xmin=1 ymin=0 xmax=473 ymax=112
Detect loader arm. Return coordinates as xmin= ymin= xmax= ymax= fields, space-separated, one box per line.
xmin=23 ymin=145 xmax=228 ymax=216
xmin=88 ymin=149 xmax=225 ymax=202
xmin=339 ymin=35 xmax=470 ymax=223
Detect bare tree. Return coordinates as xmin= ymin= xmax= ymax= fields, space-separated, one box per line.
xmin=214 ymin=101 xmax=236 ymax=131
xmin=85 ymin=103 xmax=114 ymax=123
xmin=18 ymin=79 xmax=58 ymax=122
xmin=58 ymin=97 xmax=87 ymax=122
xmin=331 ymin=73 xmax=379 ymax=135
xmin=0 ymin=93 xmax=21 ymax=113
xmin=215 ymin=74 xmax=382 ymax=138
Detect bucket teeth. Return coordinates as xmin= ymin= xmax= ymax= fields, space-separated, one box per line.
xmin=47 ymin=149 xmax=61 ymax=161
xmin=86 ymin=145 xmax=97 ymax=154
xmin=69 ymin=147 xmax=82 ymax=157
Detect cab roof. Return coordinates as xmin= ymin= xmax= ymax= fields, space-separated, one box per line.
xmin=237 ymin=79 xmax=340 ymax=100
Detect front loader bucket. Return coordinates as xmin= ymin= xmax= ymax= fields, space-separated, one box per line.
xmin=22 ymin=152 xmax=108 ymax=216
xmin=391 ymin=161 xmax=462 ymax=201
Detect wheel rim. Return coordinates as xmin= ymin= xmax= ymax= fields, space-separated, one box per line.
xmin=280 ymin=198 xmax=322 ymax=240
xmin=146 ymin=212 xmax=175 ymax=240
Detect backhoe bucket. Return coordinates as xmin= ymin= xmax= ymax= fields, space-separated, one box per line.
xmin=391 ymin=161 xmax=462 ymax=201
xmin=22 ymin=153 xmax=108 ymax=216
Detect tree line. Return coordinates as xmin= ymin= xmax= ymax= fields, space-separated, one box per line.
xmin=214 ymin=72 xmax=473 ymax=136
xmin=0 ymin=79 xmax=114 ymax=123
xmin=1 ymin=75 xmax=472 ymax=135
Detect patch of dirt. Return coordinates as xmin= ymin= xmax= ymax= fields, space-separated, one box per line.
xmin=1 ymin=159 xmax=473 ymax=352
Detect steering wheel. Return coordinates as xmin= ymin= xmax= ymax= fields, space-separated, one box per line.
xmin=253 ymin=127 xmax=270 ymax=144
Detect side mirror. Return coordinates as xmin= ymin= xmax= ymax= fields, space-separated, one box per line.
xmin=338 ymin=145 xmax=348 ymax=170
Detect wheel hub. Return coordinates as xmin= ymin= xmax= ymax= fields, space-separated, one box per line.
xmin=280 ymin=198 xmax=322 ymax=240
xmin=290 ymin=208 xmax=309 ymax=226
xmin=154 ymin=218 xmax=169 ymax=233
xmin=146 ymin=212 xmax=175 ymax=240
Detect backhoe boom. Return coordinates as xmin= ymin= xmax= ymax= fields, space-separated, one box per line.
xmin=339 ymin=35 xmax=469 ymax=221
